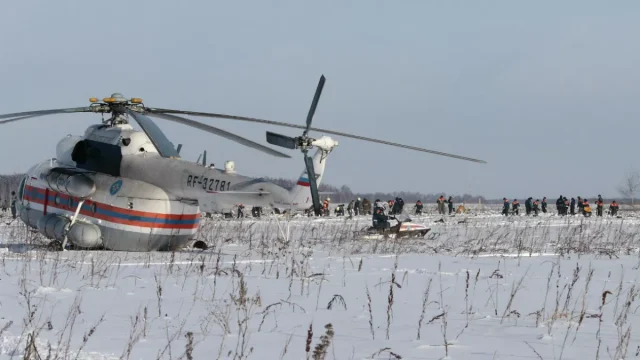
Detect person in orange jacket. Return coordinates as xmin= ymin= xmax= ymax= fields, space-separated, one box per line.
xmin=532 ymin=199 xmax=540 ymax=216
xmin=512 ymin=199 xmax=520 ymax=215
xmin=609 ymin=200 xmax=619 ymax=216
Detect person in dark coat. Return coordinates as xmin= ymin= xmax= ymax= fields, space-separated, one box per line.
xmin=512 ymin=199 xmax=520 ymax=215
xmin=577 ymin=196 xmax=583 ymax=214
xmin=502 ymin=198 xmax=510 ymax=216
xmin=10 ymin=191 xmax=17 ymax=219
xmin=596 ymin=195 xmax=604 ymax=217
xmin=447 ymin=196 xmax=454 ymax=215
xmin=414 ymin=200 xmax=424 ymax=215
xmin=354 ymin=197 xmax=361 ymax=216
xmin=570 ymin=198 xmax=576 ymax=215
xmin=541 ymin=197 xmax=547 ymax=213
xmin=372 ymin=207 xmax=389 ymax=229
xmin=391 ymin=198 xmax=401 ymax=215
xmin=397 ymin=197 xmax=405 ymax=214
xmin=556 ymin=195 xmax=564 ymax=215
xmin=525 ymin=198 xmax=532 ymax=215
xmin=237 ymin=204 xmax=245 ymax=218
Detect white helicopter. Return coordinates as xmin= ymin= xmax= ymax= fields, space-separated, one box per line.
xmin=0 ymin=75 xmax=486 ymax=251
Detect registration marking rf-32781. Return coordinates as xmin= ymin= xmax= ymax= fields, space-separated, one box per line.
xmin=186 ymin=175 xmax=231 ymax=193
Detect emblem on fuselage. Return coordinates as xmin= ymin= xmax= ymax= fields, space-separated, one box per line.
xmin=110 ymin=179 xmax=123 ymax=196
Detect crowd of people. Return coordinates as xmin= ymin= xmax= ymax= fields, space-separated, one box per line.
xmin=502 ymin=195 xmax=619 ymax=217
xmin=316 ymin=195 xmax=467 ymax=218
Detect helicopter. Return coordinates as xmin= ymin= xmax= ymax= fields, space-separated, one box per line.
xmin=0 ymin=75 xmax=486 ymax=251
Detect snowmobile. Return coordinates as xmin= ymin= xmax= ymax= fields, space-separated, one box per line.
xmin=355 ymin=214 xmax=430 ymax=240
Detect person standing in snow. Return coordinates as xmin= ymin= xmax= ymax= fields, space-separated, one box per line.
xmin=10 ymin=191 xmax=17 ymax=219
xmin=577 ymin=196 xmax=584 ymax=214
xmin=362 ymin=198 xmax=372 ymax=215
xmin=512 ymin=199 xmax=520 ymax=215
xmin=414 ymin=200 xmax=424 ymax=215
xmin=437 ymin=195 xmax=446 ymax=215
xmin=556 ymin=195 xmax=564 ymax=215
xmin=541 ymin=197 xmax=548 ymax=214
xmin=354 ymin=197 xmax=361 ymax=216
xmin=610 ymin=200 xmax=619 ymax=216
xmin=347 ymin=200 xmax=355 ymax=218
xmin=502 ymin=198 xmax=510 ymax=216
xmin=447 ymin=196 xmax=454 ymax=215
xmin=391 ymin=197 xmax=401 ymax=215
xmin=525 ymin=197 xmax=532 ymax=215
xmin=570 ymin=198 xmax=576 ymax=215
xmin=397 ymin=197 xmax=405 ymax=214
xmin=533 ymin=199 xmax=540 ymax=216
xmin=596 ymin=195 xmax=604 ymax=217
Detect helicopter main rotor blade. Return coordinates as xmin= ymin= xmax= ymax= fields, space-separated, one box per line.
xmin=0 ymin=114 xmax=51 ymax=125
xmin=147 ymin=112 xmax=291 ymax=159
xmin=0 ymin=107 xmax=93 ymax=122
xmin=304 ymin=75 xmax=325 ymax=137
xmin=146 ymin=108 xmax=486 ymax=163
xmin=125 ymin=109 xmax=181 ymax=158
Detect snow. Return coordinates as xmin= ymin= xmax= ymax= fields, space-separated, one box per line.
xmin=1 ymin=210 xmax=640 ymax=359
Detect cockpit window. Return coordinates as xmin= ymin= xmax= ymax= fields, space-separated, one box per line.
xmin=18 ymin=176 xmax=26 ymax=201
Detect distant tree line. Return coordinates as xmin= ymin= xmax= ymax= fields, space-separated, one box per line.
xmin=4 ymin=172 xmax=634 ymax=206
xmin=265 ymin=177 xmax=488 ymax=204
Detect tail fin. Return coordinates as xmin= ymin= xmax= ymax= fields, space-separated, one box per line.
xmin=289 ymin=147 xmax=328 ymax=207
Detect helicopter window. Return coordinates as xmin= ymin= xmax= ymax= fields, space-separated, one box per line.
xmin=91 ymin=203 xmax=97 ymax=214
xmin=17 ymin=176 xmax=26 ymax=201
xmin=54 ymin=194 xmax=61 ymax=205
xmin=67 ymin=197 xmax=74 ymax=209
xmin=139 ymin=147 xmax=145 ymax=152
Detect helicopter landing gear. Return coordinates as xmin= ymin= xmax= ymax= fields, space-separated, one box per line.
xmin=192 ymin=240 xmax=208 ymax=250
xmin=47 ymin=240 xmax=63 ymax=251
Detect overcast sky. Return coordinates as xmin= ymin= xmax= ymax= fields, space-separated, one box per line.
xmin=1 ymin=1 xmax=639 ymax=199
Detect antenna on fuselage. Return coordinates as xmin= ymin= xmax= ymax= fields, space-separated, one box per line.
xmin=176 ymin=144 xmax=182 ymax=154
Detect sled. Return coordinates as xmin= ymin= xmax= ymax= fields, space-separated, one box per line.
xmin=355 ymin=215 xmax=430 ymax=240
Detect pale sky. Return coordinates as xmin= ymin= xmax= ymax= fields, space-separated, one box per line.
xmin=1 ymin=1 xmax=639 ymax=199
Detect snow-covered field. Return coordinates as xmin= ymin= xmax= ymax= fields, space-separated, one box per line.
xmin=1 ymin=210 xmax=640 ymax=359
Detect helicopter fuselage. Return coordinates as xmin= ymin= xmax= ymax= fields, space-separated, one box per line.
xmin=13 ymin=123 xmax=304 ymax=251
xmin=18 ymin=159 xmax=200 ymax=251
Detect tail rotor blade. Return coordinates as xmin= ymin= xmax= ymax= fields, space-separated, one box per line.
xmin=266 ymin=131 xmax=297 ymax=149
xmin=304 ymin=75 xmax=326 ymax=136
xmin=304 ymin=155 xmax=322 ymax=216
xmin=176 ymin=144 xmax=182 ymax=154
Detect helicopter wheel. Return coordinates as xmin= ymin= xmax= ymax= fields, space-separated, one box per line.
xmin=193 ymin=240 xmax=208 ymax=250
xmin=47 ymin=240 xmax=63 ymax=252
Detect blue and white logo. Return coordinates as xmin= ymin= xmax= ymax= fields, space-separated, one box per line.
xmin=110 ymin=179 xmax=123 ymax=196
